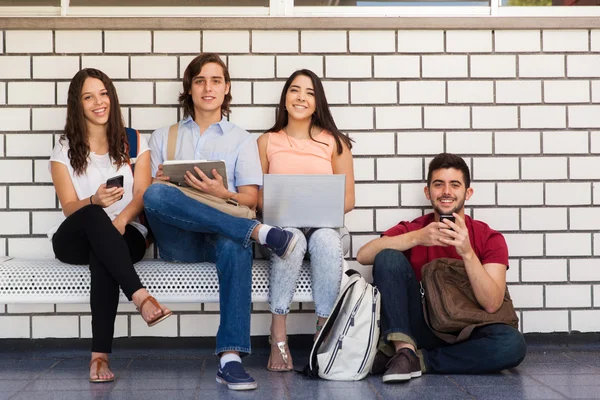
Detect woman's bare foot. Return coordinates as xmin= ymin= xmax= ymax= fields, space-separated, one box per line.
xmin=89 ymin=353 xmax=114 ymax=382
xmin=267 ymin=315 xmax=293 ymax=371
xmin=132 ymin=289 xmax=171 ymax=324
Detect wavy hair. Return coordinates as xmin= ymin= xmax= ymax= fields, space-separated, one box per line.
xmin=179 ymin=53 xmax=232 ymax=119
xmin=62 ymin=68 xmax=128 ymax=175
xmin=266 ymin=69 xmax=352 ymax=155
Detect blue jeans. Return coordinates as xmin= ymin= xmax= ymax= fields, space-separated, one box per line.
xmin=269 ymin=228 xmax=343 ymax=318
xmin=143 ymin=183 xmax=260 ymax=356
xmin=372 ymin=249 xmax=527 ymax=374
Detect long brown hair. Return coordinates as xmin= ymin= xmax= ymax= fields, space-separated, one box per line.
xmin=179 ymin=53 xmax=232 ymax=119
xmin=62 ymin=68 xmax=128 ymax=175
xmin=266 ymin=69 xmax=352 ymax=155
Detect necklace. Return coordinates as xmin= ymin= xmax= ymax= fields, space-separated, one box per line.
xmin=283 ymin=128 xmax=310 ymax=151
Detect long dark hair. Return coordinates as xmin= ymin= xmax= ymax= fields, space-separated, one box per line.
xmin=266 ymin=69 xmax=352 ymax=155
xmin=62 ymin=68 xmax=128 ymax=175
xmin=179 ymin=53 xmax=232 ymax=119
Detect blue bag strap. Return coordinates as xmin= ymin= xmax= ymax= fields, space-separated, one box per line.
xmin=125 ymin=127 xmax=139 ymax=173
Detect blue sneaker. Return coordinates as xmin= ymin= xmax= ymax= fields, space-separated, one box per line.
xmin=265 ymin=227 xmax=298 ymax=259
xmin=216 ymin=361 xmax=258 ymax=391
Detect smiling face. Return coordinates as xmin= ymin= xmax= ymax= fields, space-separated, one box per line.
xmin=189 ymin=62 xmax=230 ymax=118
xmin=425 ymin=168 xmax=473 ymax=218
xmin=81 ymin=77 xmax=110 ymax=129
xmin=284 ymin=74 xmax=316 ymax=123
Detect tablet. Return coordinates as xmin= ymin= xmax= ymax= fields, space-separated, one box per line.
xmin=162 ymin=160 xmax=229 ymax=190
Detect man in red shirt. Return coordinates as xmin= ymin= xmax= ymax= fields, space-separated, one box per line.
xmin=357 ymin=153 xmax=526 ymax=383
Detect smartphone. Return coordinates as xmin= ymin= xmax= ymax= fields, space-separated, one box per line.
xmin=106 ymin=175 xmax=124 ymax=200
xmin=440 ymin=214 xmax=455 ymax=230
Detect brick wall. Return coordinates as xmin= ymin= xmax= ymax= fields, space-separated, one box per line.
xmin=1 ymin=24 xmax=600 ymax=338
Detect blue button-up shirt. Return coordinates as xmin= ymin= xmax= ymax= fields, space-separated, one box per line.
xmin=149 ymin=116 xmax=262 ymax=192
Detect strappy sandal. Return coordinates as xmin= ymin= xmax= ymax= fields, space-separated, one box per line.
xmin=89 ymin=357 xmax=114 ymax=383
xmin=267 ymin=336 xmax=293 ymax=372
xmin=137 ymin=295 xmax=172 ymax=327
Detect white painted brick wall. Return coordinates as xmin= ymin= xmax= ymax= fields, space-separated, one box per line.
xmin=156 ymin=82 xmax=182 ymax=105
xmin=349 ymin=132 xmax=394 ymax=155
xmin=399 ymin=81 xmax=444 ymax=104
xmin=55 ymin=31 xmax=102 ymax=54
xmin=472 ymin=106 xmax=518 ymax=129
xmin=276 ymin=55 xmax=323 ymax=78
xmin=401 ymin=183 xmax=432 ymax=207
xmin=546 ymin=233 xmax=591 ymax=256
xmin=521 ymin=157 xmax=567 ymax=180
xmin=504 ymin=234 xmax=544 ymax=257
xmin=0 ymin=160 xmax=32 ymax=183
xmin=570 ymin=208 xmax=600 ymax=230
xmin=521 ymin=259 xmax=567 ymax=282
xmin=495 ymin=131 xmax=540 ymax=154
xmin=82 ymin=56 xmax=129 ymax=79
xmin=547 ymin=285 xmax=591 ymax=307
xmin=229 ymin=56 xmax=275 ymax=79
xmin=154 ymin=31 xmax=201 ymax=54
xmin=472 ymin=208 xmax=519 ymax=231
xmin=424 ymin=106 xmax=469 ymax=129
xmin=446 ymin=131 xmax=492 ymax=155
xmin=32 ymin=211 xmax=63 ymax=235
xmin=570 ymin=157 xmax=600 ymax=179
xmin=229 ymin=107 xmax=275 ymax=131
xmin=593 ymin=30 xmax=600 ymax=51
xmin=498 ymin=183 xmax=544 ymax=206
xmin=593 ymin=82 xmax=600 ymax=103
xmin=81 ymin=315 xmax=127 ymax=339
xmin=523 ymin=311 xmax=569 ymax=333
xmin=520 ymin=55 xmax=565 ymax=78
xmin=345 ymin=209 xmax=374 ymax=232
xmin=376 ymin=107 xmax=421 ymax=130
xmin=397 ymin=132 xmax=444 ymax=155
xmin=33 ymin=56 xmax=79 ymax=79
xmin=114 ymin=82 xmax=154 ymax=105
xmin=508 ymin=285 xmax=544 ymax=308
xmin=422 ymin=56 xmax=468 ymax=78
xmin=446 ymin=30 xmax=491 ymax=53
xmin=495 ymin=30 xmax=541 ymax=53
xmin=302 ymin=31 xmax=346 ymax=53
xmin=374 ymin=56 xmax=419 ymax=78
xmin=6 ymin=134 xmax=52 ymax=157
xmin=567 ymin=55 xmax=600 ymax=78
xmin=6 ymin=31 xmax=52 ymax=53
xmin=349 ymin=31 xmax=395 ymax=53
xmin=543 ymin=30 xmax=589 ymax=52
xmin=473 ymin=157 xmax=519 ymax=180
xmin=544 ymin=80 xmax=590 ymax=103
xmin=352 ymin=81 xmax=396 ymax=104
xmin=131 ymin=315 xmax=178 ymax=337
xmin=8 ymin=82 xmax=54 ymax=105
xmin=331 ymin=107 xmax=373 ymax=130
xmin=326 ymin=56 xmax=371 ymax=78
xmin=204 ymin=31 xmax=249 ymax=53
xmin=32 ymin=108 xmax=67 ymax=131
xmin=0 ymin=212 xmax=29 ymax=235
xmin=252 ymin=31 xmax=298 ymax=53
xmin=570 ymin=259 xmax=600 ymax=281
xmin=32 ymin=316 xmax=78 ymax=339
xmin=322 ymin=81 xmax=349 ymax=104
xmin=543 ymin=131 xmax=588 ymax=154
xmin=353 ymin=158 xmax=374 ymax=181
xmin=0 ymin=57 xmax=31 ymax=79
xmin=355 ymin=184 xmax=398 ymax=207
xmin=9 ymin=186 xmax=56 ymax=209
xmin=569 ymin=106 xmax=600 ymax=128
xmin=447 ymin=81 xmax=493 ymax=104
xmin=496 ymin=81 xmax=542 ymax=104
xmin=105 ymin=31 xmax=151 ymax=53
xmin=0 ymin=83 xmax=4 ymax=105
xmin=521 ymin=106 xmax=566 ymax=129
xmin=397 ymin=30 xmax=443 ymax=53
xmin=376 ymin=209 xmax=422 ymax=232
xmin=546 ymin=183 xmax=591 ymax=205
xmin=572 ymin=311 xmax=600 ymax=332
xmin=0 ymin=109 xmax=29 ymax=131
xmin=253 ymin=81 xmax=284 ymax=105
xmin=376 ymin=158 xmax=423 ymax=181
xmin=468 ymin=182 xmax=496 ymax=206
xmin=131 ymin=56 xmax=177 ymax=79
xmin=471 ymin=55 xmax=516 ymax=78
xmin=521 ymin=208 xmax=567 ymax=231
xmin=0 ymin=316 xmax=29 ymax=338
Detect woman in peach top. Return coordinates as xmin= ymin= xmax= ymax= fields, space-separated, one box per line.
xmin=257 ymin=69 xmax=355 ymax=372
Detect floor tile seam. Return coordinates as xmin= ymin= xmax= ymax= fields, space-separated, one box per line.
xmin=16 ymin=359 xmax=61 ymax=393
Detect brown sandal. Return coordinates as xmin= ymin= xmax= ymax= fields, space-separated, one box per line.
xmin=267 ymin=336 xmax=293 ymax=372
xmin=89 ymin=357 xmax=114 ymax=383
xmin=137 ymin=296 xmax=172 ymax=327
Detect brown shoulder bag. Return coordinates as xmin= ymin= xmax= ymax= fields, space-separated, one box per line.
xmin=420 ymin=258 xmax=519 ymax=344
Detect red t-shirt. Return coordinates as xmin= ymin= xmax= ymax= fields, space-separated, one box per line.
xmin=382 ymin=213 xmax=509 ymax=281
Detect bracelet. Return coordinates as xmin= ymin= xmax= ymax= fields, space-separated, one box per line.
xmin=89 ymin=195 xmax=93 ymax=205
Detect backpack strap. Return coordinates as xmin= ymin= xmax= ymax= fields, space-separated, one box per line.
xmin=167 ymin=123 xmax=178 ymax=161
xmin=125 ymin=127 xmax=140 ymax=173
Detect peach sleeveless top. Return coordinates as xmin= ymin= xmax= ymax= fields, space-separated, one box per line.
xmin=266 ymin=130 xmax=335 ymax=174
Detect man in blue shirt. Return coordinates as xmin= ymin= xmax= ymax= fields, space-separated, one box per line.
xmin=143 ymin=53 xmax=297 ymax=391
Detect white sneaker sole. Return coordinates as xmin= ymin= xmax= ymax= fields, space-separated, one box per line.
xmin=382 ymin=370 xmax=422 ymax=383
xmin=216 ymin=376 xmax=258 ymax=391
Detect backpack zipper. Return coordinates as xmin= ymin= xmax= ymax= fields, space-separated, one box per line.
xmin=323 ymin=285 xmax=368 ymax=375
xmin=357 ymin=287 xmax=379 ymax=374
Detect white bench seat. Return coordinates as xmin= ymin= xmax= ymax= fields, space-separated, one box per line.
xmin=0 ymin=257 xmax=314 ymax=304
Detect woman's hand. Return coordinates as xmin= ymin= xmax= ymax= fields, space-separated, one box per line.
xmin=92 ymin=184 xmax=124 ymax=208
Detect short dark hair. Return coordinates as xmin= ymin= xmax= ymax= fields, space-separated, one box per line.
xmin=426 ymin=153 xmax=471 ymax=188
xmin=179 ymin=53 xmax=232 ymax=119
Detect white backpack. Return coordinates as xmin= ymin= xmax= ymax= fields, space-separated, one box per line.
xmin=305 ymin=270 xmax=381 ymax=381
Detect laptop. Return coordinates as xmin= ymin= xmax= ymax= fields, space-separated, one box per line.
xmin=262 ymin=174 xmax=345 ymax=228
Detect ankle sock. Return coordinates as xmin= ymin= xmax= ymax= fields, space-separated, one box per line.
xmin=220 ymin=353 xmax=242 ymax=368
xmin=257 ymin=225 xmax=273 ymax=245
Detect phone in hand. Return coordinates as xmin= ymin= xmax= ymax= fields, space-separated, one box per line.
xmin=440 ymin=214 xmax=455 ymax=231
xmin=106 ymin=175 xmax=124 ymax=200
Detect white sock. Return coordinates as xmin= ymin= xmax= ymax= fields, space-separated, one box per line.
xmin=257 ymin=225 xmax=273 ymax=245
xmin=220 ymin=353 xmax=242 ymax=368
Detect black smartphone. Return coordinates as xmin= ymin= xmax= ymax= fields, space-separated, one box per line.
xmin=440 ymin=214 xmax=455 ymax=230
xmin=106 ymin=175 xmax=124 ymax=200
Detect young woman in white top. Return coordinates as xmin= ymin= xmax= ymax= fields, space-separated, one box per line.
xmin=49 ymin=68 xmax=171 ymax=383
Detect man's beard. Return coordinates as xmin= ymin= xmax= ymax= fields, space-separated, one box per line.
xmin=432 ymin=196 xmax=465 ymax=216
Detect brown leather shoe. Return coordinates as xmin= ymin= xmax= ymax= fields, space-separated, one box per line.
xmin=382 ymin=348 xmax=422 ymax=383
xmin=370 ymin=350 xmax=391 ymax=375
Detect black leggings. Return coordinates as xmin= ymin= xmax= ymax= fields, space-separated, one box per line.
xmin=52 ymin=205 xmax=146 ymax=353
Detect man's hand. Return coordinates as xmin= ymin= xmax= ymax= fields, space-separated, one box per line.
xmin=92 ymin=184 xmax=124 ymax=208
xmin=185 ymin=168 xmax=229 ymax=199
xmin=417 ymin=221 xmax=452 ymax=247
xmin=112 ymin=216 xmax=127 ymax=235
xmin=438 ymin=213 xmax=474 ymax=258
xmin=155 ymin=164 xmax=170 ymax=181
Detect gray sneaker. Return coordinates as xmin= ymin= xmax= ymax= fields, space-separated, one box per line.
xmin=382 ymin=348 xmax=422 ymax=383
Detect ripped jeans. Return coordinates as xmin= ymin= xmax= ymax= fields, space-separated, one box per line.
xmin=269 ymin=227 xmax=343 ymax=318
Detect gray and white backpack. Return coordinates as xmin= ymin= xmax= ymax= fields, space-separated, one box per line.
xmin=303 ymin=269 xmax=381 ymax=381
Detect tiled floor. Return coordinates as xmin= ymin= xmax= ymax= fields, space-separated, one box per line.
xmin=1 ymin=342 xmax=599 ymax=399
